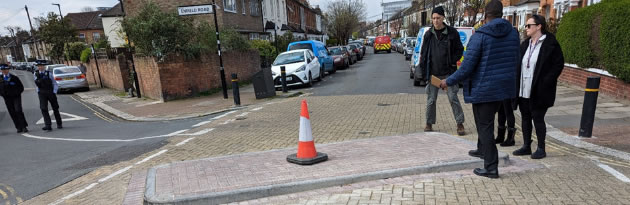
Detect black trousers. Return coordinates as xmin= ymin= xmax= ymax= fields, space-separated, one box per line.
xmin=473 ymin=101 xmax=501 ymax=171
xmin=497 ymin=98 xmax=515 ymax=128
xmin=3 ymin=96 xmax=28 ymax=130
xmin=38 ymin=92 xmax=62 ymax=126
xmin=518 ymin=98 xmax=548 ymax=148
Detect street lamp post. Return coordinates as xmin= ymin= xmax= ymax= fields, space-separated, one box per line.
xmin=212 ymin=0 xmax=229 ymax=99
xmin=52 ymin=3 xmax=67 ymax=65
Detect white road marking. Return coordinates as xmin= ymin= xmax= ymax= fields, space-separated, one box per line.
xmin=598 ymin=163 xmax=630 ymax=183
xmin=212 ymin=111 xmax=236 ymax=120
xmin=22 ymin=129 xmax=189 ymax=142
xmin=50 ymin=183 xmax=98 ymax=205
xmin=236 ymin=112 xmax=250 ymax=117
xmin=176 ymin=138 xmax=195 ymax=146
xmin=192 ymin=120 xmax=212 ymax=127
xmin=135 ymin=150 xmax=168 ymax=165
xmin=178 ymin=128 xmax=214 ymax=136
xmin=98 ymin=166 xmax=133 ymax=182
xmin=36 ymin=112 xmax=88 ymax=125
xmin=251 ymin=107 xmax=263 ymax=111
xmin=220 ymin=119 xmax=236 ymax=125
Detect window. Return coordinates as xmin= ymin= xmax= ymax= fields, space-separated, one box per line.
xmin=242 ymin=0 xmax=246 ymax=14
xmin=93 ymin=32 xmax=101 ymax=41
xmin=250 ymin=0 xmax=260 ymax=16
xmin=249 ymin=33 xmax=260 ymax=40
xmin=78 ymin=33 xmax=85 ymax=41
xmin=223 ymin=0 xmax=236 ymax=12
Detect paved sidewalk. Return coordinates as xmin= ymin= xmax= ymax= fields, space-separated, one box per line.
xmin=144 ymin=133 xmax=511 ymax=204
xmin=22 ymin=83 xmax=630 ymax=205
xmin=75 ymin=85 xmax=300 ymax=121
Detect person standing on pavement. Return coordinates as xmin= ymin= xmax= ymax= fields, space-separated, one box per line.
xmin=0 ymin=64 xmax=28 ymax=133
xmin=512 ymin=15 xmax=565 ymax=159
xmin=439 ymin=0 xmax=520 ymax=178
xmin=495 ymin=99 xmax=516 ymax=146
xmin=34 ymin=62 xmax=62 ymax=131
xmin=419 ymin=6 xmax=466 ymax=135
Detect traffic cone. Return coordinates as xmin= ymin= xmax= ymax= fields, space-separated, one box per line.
xmin=287 ymin=100 xmax=328 ymax=165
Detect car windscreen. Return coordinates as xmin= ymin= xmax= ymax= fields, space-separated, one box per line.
xmin=288 ymin=43 xmax=313 ymax=52
xmin=53 ymin=67 xmax=81 ymax=75
xmin=273 ymin=52 xmax=305 ymax=66
xmin=329 ymin=47 xmax=343 ymax=55
xmin=348 ymin=44 xmax=357 ymax=49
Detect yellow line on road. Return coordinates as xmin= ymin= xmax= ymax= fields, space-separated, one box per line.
xmin=71 ymin=96 xmax=114 ymax=122
xmin=0 ymin=188 xmax=6 ymax=199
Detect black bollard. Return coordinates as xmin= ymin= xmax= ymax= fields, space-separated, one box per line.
xmin=281 ymin=66 xmax=288 ymax=93
xmin=231 ymin=73 xmax=240 ymax=106
xmin=579 ymin=76 xmax=600 ymax=138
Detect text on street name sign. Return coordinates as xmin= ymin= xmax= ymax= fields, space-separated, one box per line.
xmin=178 ymin=5 xmax=214 ymax=16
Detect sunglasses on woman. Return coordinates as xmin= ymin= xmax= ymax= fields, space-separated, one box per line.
xmin=525 ymin=24 xmax=539 ymax=29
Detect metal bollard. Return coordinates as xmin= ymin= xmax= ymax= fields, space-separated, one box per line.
xmin=281 ymin=66 xmax=288 ymax=93
xmin=579 ymin=76 xmax=600 ymax=138
xmin=231 ymin=73 xmax=240 ymax=106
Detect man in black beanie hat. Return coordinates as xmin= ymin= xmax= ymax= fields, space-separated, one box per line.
xmin=439 ymin=0 xmax=520 ymax=178
xmin=418 ymin=6 xmax=466 ymax=136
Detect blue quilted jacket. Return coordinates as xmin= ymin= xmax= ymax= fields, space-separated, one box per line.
xmin=446 ymin=18 xmax=520 ymax=104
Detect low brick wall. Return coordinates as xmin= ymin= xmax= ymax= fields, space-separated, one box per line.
xmin=71 ymin=56 xmax=132 ymax=92
xmin=558 ymin=66 xmax=630 ymax=100
xmin=134 ymin=50 xmax=261 ymax=101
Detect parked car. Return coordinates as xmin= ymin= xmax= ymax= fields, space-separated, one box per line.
xmin=347 ymin=44 xmax=362 ymax=61
xmin=351 ymin=41 xmax=366 ymax=56
xmin=52 ymin=66 xmax=89 ymax=92
xmin=400 ymin=37 xmax=415 ymax=53
xmin=271 ymin=49 xmax=321 ymax=88
xmin=288 ymin=40 xmax=335 ymax=76
xmin=329 ymin=46 xmax=350 ymax=70
xmin=342 ymin=46 xmax=357 ymax=64
xmin=410 ymin=27 xmax=475 ymax=86
xmin=403 ymin=39 xmax=416 ymax=61
xmin=374 ymin=36 xmax=392 ymax=53
xmin=45 ymin=64 xmax=67 ymax=72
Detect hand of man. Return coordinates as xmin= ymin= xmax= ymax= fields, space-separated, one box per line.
xmin=439 ymin=79 xmax=448 ymax=90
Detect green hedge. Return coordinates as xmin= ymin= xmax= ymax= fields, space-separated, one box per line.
xmin=80 ymin=47 xmax=92 ymax=63
xmin=557 ymin=0 xmax=630 ymax=82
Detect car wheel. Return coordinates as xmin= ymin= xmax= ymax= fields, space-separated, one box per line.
xmin=387 ymin=50 xmax=391 ymax=53
xmin=306 ymin=72 xmax=313 ymax=87
xmin=330 ymin=66 xmax=337 ymax=74
xmin=410 ymin=70 xmax=414 ymax=79
xmin=319 ymin=66 xmax=326 ymax=80
xmin=413 ymin=74 xmax=421 ymax=86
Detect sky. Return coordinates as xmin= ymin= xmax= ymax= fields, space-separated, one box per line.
xmin=0 ymin=0 xmax=389 ymax=36
xmin=0 ymin=0 xmax=119 ymax=36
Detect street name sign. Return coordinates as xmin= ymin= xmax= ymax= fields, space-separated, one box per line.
xmin=178 ymin=4 xmax=214 ymax=16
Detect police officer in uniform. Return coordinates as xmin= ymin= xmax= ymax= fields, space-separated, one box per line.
xmin=34 ymin=62 xmax=62 ymax=131
xmin=1 ymin=64 xmax=28 ymax=133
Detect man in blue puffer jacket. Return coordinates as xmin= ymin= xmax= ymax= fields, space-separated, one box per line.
xmin=439 ymin=0 xmax=519 ymax=178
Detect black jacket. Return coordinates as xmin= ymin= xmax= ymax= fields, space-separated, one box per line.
xmin=419 ymin=25 xmax=464 ymax=79
xmin=0 ymin=73 xmax=25 ymax=98
xmin=515 ymin=32 xmax=565 ymax=110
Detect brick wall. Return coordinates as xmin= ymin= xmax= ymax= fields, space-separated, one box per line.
xmin=133 ymin=50 xmax=260 ymax=101
xmin=558 ymin=66 xmax=630 ymax=100
xmin=71 ymin=55 xmax=132 ymax=92
xmin=133 ymin=56 xmax=163 ymax=100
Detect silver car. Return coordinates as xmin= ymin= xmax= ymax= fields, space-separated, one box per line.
xmin=52 ymin=66 xmax=90 ymax=92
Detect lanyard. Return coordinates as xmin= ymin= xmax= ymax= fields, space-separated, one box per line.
xmin=526 ymin=39 xmax=539 ymax=69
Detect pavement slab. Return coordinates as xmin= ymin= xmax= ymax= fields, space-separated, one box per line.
xmin=145 ymin=133 xmax=510 ymax=205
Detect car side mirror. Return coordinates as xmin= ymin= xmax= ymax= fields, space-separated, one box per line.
xmin=307 ymin=58 xmax=311 ymax=64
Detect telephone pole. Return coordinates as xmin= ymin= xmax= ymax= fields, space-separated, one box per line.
xmin=25 ymin=5 xmax=42 ymax=60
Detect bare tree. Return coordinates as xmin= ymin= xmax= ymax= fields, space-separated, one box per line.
xmin=443 ymin=0 xmax=463 ymax=26
xmin=463 ymin=0 xmax=486 ymax=27
xmin=81 ymin=7 xmax=94 ymax=12
xmin=408 ymin=22 xmax=421 ymax=37
xmin=326 ymin=0 xmax=366 ymax=45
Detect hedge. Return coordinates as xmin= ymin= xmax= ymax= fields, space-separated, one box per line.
xmin=557 ymin=0 xmax=630 ymax=82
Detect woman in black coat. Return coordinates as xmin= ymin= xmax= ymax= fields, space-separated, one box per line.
xmin=512 ymin=15 xmax=565 ymax=159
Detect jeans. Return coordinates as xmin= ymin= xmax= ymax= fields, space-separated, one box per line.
xmin=425 ymin=83 xmax=465 ymax=125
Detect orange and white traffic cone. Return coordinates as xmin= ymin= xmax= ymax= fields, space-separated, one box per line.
xmin=287 ymin=100 xmax=328 ymax=165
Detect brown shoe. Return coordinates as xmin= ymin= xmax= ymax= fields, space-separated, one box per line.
xmin=457 ymin=124 xmax=465 ymax=136
xmin=424 ymin=124 xmax=433 ymax=132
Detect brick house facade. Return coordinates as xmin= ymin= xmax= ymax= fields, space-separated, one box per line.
xmin=65 ymin=11 xmax=106 ymax=44
xmin=122 ymin=0 xmax=266 ymax=39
